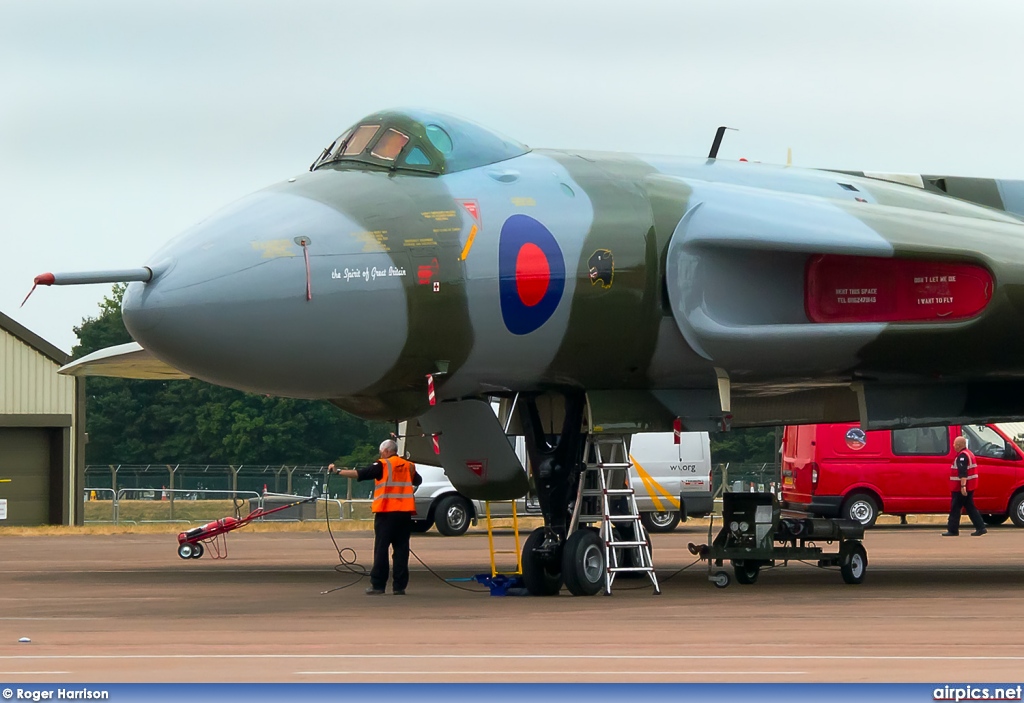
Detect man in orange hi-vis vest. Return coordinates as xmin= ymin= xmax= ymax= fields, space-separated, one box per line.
xmin=330 ymin=439 xmax=421 ymax=594
xmin=942 ymin=435 xmax=987 ymax=537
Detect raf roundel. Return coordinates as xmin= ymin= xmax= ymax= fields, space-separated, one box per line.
xmin=498 ymin=214 xmax=565 ymax=335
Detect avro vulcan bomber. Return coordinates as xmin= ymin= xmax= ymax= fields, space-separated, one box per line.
xmin=35 ymin=109 xmax=1024 ymax=590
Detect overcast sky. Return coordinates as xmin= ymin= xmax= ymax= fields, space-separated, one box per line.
xmin=3 ymin=0 xmax=1023 ymax=353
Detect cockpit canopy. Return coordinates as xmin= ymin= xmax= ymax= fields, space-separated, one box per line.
xmin=311 ymin=109 xmax=530 ymax=176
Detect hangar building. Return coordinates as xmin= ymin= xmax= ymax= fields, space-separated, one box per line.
xmin=0 ymin=311 xmax=85 ymax=526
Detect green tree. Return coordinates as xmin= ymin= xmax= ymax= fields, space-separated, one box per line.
xmin=709 ymin=427 xmax=780 ymax=464
xmin=74 ymin=286 xmax=389 ymax=466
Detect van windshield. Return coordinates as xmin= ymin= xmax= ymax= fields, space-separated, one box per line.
xmin=962 ymin=425 xmax=1007 ymax=459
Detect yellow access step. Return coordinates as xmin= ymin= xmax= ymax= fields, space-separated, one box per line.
xmin=485 ymin=500 xmax=523 ymax=578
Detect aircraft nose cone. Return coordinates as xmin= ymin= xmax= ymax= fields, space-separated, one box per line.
xmin=122 ymin=187 xmax=409 ymax=397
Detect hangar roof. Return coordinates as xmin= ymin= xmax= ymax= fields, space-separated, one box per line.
xmin=0 ymin=311 xmax=70 ymax=366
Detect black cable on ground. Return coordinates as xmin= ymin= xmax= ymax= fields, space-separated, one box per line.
xmin=320 ymin=474 xmax=371 ymax=594
xmin=409 ymin=547 xmax=490 ymax=593
xmin=612 ymin=556 xmax=703 ymax=590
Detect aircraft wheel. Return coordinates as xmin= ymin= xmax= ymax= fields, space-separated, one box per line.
xmin=521 ymin=527 xmax=563 ymax=596
xmin=711 ymin=571 xmax=730 ymax=588
xmin=732 ymin=560 xmax=760 ymax=585
xmin=177 ymin=543 xmax=194 ymax=560
xmin=840 ymin=542 xmax=868 ymax=584
xmin=191 ymin=543 xmax=204 ymax=559
xmin=982 ymin=513 xmax=1009 ymax=527
xmin=641 ymin=511 xmax=680 ymax=533
xmin=562 ymin=529 xmax=605 ymax=596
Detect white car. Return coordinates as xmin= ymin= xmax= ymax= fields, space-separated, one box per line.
xmin=412 ymin=432 xmax=713 ymax=535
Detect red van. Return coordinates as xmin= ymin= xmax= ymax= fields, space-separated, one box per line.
xmin=781 ymin=423 xmax=1024 ymax=527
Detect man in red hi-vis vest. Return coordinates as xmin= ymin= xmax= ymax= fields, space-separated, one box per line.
xmin=331 ymin=439 xmax=421 ymax=594
xmin=942 ymin=435 xmax=987 ymax=537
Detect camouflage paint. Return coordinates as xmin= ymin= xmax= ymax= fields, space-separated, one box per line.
xmin=111 ymin=110 xmax=1024 ymax=430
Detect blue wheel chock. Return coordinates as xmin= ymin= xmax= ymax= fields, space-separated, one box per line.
xmin=474 ymin=574 xmax=524 ymax=596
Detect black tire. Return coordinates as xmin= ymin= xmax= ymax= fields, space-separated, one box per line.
xmin=522 ymin=527 xmax=563 ymax=596
xmin=433 ymin=495 xmax=471 ymax=536
xmin=410 ymin=518 xmax=433 ymax=533
xmin=842 ymin=493 xmax=879 ymax=528
xmin=562 ymin=529 xmax=605 ymax=596
xmin=732 ymin=560 xmax=760 ymax=585
xmin=191 ymin=543 xmax=204 ymax=559
xmin=982 ymin=513 xmax=1009 ymax=527
xmin=177 ymin=543 xmax=194 ymax=559
xmin=840 ymin=541 xmax=868 ymax=584
xmin=641 ymin=510 xmax=681 ymax=533
xmin=1011 ymin=493 xmax=1024 ymax=528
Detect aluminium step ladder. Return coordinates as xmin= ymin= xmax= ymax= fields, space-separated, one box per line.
xmin=571 ymin=434 xmax=660 ymax=595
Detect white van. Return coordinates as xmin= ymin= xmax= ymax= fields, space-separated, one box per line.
xmin=412 ymin=432 xmax=713 ymax=536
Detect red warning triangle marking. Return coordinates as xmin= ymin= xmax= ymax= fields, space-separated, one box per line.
xmin=466 ymin=460 xmax=485 ymax=477
xmin=458 ymin=199 xmax=480 ymax=223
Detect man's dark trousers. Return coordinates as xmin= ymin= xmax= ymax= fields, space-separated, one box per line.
xmin=371 ymin=512 xmax=412 ymax=591
xmin=947 ymin=490 xmax=986 ymax=534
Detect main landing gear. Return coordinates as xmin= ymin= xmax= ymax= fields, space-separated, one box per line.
xmin=518 ymin=393 xmax=586 ymax=596
xmin=517 ymin=393 xmax=659 ymax=596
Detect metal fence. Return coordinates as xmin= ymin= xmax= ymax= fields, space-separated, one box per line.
xmin=83 ymin=465 xmax=374 ymax=525
xmin=84 ymin=464 xmax=372 ymax=499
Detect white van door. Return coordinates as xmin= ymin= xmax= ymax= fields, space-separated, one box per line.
xmin=629 ymin=432 xmax=683 ymax=512
xmin=630 ymin=432 xmax=713 ymax=531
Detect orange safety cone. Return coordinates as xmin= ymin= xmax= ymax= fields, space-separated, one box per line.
xmin=263 ymin=484 xmax=268 ymax=496
xmin=161 ymin=486 xmax=167 ymax=501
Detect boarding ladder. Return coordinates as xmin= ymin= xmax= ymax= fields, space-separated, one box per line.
xmin=484 ymin=500 xmax=523 ymax=578
xmin=572 ymin=434 xmax=660 ymax=595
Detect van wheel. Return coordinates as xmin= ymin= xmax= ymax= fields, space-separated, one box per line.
xmin=410 ymin=518 xmax=433 ymax=533
xmin=434 ymin=496 xmax=471 ymax=536
xmin=522 ymin=528 xmax=563 ymax=596
xmin=562 ymin=529 xmax=605 ymax=596
xmin=840 ymin=542 xmax=868 ymax=584
xmin=843 ymin=493 xmax=879 ymax=528
xmin=982 ymin=514 xmax=1009 ymax=527
xmin=1010 ymin=493 xmax=1024 ymax=528
xmin=641 ymin=511 xmax=680 ymax=533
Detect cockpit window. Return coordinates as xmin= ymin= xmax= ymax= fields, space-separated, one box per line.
xmin=311 ymin=109 xmax=530 ymax=176
xmin=426 ymin=124 xmax=454 ymax=155
xmin=371 ymin=129 xmax=410 ymax=161
xmin=343 ymin=125 xmax=380 ymax=156
xmin=328 ymin=129 xmax=352 ymax=159
xmin=404 ymin=147 xmax=431 ymax=166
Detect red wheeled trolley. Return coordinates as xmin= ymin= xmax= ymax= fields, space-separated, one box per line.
xmin=176 ymin=496 xmax=317 ymax=560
